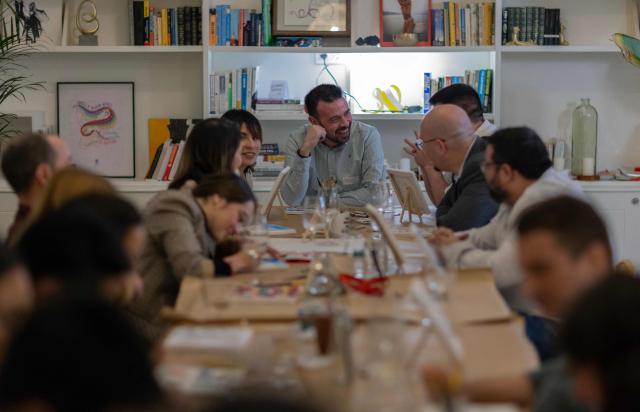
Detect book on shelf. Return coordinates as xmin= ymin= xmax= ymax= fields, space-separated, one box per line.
xmin=502 ymin=7 xmax=561 ymax=45
xmin=146 ymin=119 xmax=202 ymax=180
xmin=425 ymin=69 xmax=494 ymax=113
xmin=431 ymin=2 xmax=494 ymax=47
xmin=130 ymin=1 xmax=201 ymax=46
xmin=253 ymin=143 xmax=284 ymax=177
xmin=209 ymin=67 xmax=258 ymax=115
xmin=255 ymin=99 xmax=303 ymax=112
xmin=210 ymin=1 xmax=271 ymax=47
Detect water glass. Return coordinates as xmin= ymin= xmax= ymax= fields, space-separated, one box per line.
xmin=302 ymin=196 xmax=327 ymax=240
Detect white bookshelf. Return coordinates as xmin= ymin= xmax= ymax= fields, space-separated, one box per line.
xmin=3 ymin=0 xmax=638 ymax=178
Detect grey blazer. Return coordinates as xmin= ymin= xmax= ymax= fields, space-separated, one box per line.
xmin=436 ymin=138 xmax=499 ymax=231
xmin=128 ymin=189 xmax=215 ymax=339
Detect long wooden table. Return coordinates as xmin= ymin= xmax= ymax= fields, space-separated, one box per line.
xmin=161 ymin=209 xmax=538 ymax=410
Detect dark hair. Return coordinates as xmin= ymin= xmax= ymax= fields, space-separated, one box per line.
xmin=429 ymin=84 xmax=484 ymax=124
xmin=222 ymin=109 xmax=263 ymax=176
xmin=304 ymin=84 xmax=344 ymax=118
xmin=192 ymin=173 xmax=257 ymax=206
xmin=1 ymin=133 xmax=55 ymax=194
xmin=0 ymin=298 xmax=162 ymax=411
xmin=486 ymin=127 xmax=552 ymax=179
xmin=517 ymin=196 xmax=612 ymax=263
xmin=63 ymin=194 xmax=142 ymax=241
xmin=562 ymin=275 xmax=640 ymax=412
xmin=169 ymin=118 xmax=241 ymax=189
xmin=17 ymin=205 xmax=131 ymax=285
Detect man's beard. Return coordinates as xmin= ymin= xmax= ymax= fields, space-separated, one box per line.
xmin=488 ymin=176 xmax=508 ymax=203
xmin=322 ymin=123 xmax=351 ymax=147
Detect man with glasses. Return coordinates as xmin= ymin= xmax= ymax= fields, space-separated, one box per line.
xmin=404 ymin=104 xmax=498 ymax=231
xmin=432 ymin=127 xmax=583 ymax=318
xmin=281 ymin=84 xmax=385 ymax=208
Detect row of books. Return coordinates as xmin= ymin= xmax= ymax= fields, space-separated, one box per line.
xmin=146 ymin=139 xmax=186 ymax=181
xmin=501 ymin=7 xmax=562 ymax=45
xmin=130 ymin=2 xmax=202 ymax=46
xmin=209 ymin=1 xmax=272 ymax=46
xmin=254 ymin=143 xmax=285 ymax=177
xmin=430 ymin=2 xmax=495 ymax=47
xmin=209 ymin=67 xmax=257 ymax=115
xmin=425 ymin=69 xmax=493 ymax=113
xmin=255 ymin=99 xmax=303 ymax=112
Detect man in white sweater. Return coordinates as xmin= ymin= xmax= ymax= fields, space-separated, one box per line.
xmin=431 ymin=127 xmax=584 ymax=312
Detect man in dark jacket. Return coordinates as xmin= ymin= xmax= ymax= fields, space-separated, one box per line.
xmin=404 ymin=104 xmax=498 ymax=231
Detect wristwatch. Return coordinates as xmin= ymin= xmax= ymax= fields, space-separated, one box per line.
xmin=297 ymin=148 xmax=311 ymax=158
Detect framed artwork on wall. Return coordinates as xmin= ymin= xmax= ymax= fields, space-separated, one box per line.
xmin=379 ymin=0 xmax=429 ymax=46
xmin=57 ymin=82 xmax=135 ymax=178
xmin=272 ymin=0 xmax=350 ymax=37
xmin=14 ymin=0 xmax=64 ymax=45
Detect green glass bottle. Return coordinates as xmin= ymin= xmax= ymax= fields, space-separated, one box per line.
xmin=571 ymin=98 xmax=598 ymax=177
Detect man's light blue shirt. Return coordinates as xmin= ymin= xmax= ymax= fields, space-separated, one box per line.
xmin=281 ymin=121 xmax=385 ymax=208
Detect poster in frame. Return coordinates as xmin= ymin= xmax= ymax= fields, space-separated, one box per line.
xmin=379 ymin=0 xmax=429 ymax=46
xmin=273 ymin=0 xmax=350 ymax=37
xmin=57 ymin=82 xmax=135 ymax=178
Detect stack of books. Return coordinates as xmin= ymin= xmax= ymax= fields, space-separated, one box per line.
xmin=209 ymin=1 xmax=272 ymax=46
xmin=429 ymin=1 xmax=495 ymax=47
xmin=146 ymin=118 xmax=201 ymax=181
xmin=425 ymin=69 xmax=494 ymax=113
xmin=254 ymin=99 xmax=303 ymax=116
xmin=254 ymin=143 xmax=285 ymax=177
xmin=130 ymin=1 xmax=201 ymax=46
xmin=501 ymin=7 xmax=562 ymax=45
xmin=146 ymin=139 xmax=186 ymax=181
xmin=209 ymin=67 xmax=257 ymax=115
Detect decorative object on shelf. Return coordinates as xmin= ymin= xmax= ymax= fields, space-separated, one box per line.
xmin=272 ymin=0 xmax=350 ymax=37
xmin=571 ymin=98 xmax=598 ymax=181
xmin=380 ymin=0 xmax=427 ymax=47
xmin=57 ymin=82 xmax=135 ymax=178
xmin=374 ymin=85 xmax=403 ymax=112
xmin=273 ymin=36 xmax=322 ymax=47
xmin=355 ymin=35 xmax=380 ymax=46
xmin=75 ymin=0 xmax=98 ymax=46
xmin=14 ymin=0 xmax=63 ymax=45
xmin=392 ymin=32 xmax=417 ymax=46
xmin=559 ymin=24 xmax=569 ymax=46
xmin=613 ymin=33 xmax=640 ymax=69
xmin=505 ymin=26 xmax=534 ymax=46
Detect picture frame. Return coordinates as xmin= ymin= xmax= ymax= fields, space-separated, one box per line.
xmin=57 ymin=82 xmax=135 ymax=178
xmin=14 ymin=0 xmax=64 ymax=46
xmin=379 ymin=0 xmax=429 ymax=46
xmin=387 ymin=168 xmax=431 ymax=222
xmin=272 ymin=0 xmax=350 ymax=37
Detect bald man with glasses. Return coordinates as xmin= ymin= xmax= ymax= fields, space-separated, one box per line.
xmin=404 ymin=104 xmax=498 ymax=231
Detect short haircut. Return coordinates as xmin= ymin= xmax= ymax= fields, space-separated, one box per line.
xmin=517 ymin=196 xmax=612 ymax=263
xmin=192 ymin=173 xmax=257 ymax=206
xmin=429 ymin=84 xmax=484 ymax=124
xmin=486 ymin=127 xmax=552 ymax=179
xmin=170 ymin=118 xmax=241 ymax=190
xmin=17 ymin=205 xmax=131 ymax=285
xmin=0 ymin=298 xmax=162 ymax=411
xmin=1 ymin=133 xmax=55 ymax=194
xmin=562 ymin=275 xmax=640 ymax=412
xmin=304 ymin=84 xmax=344 ymax=118
xmin=221 ymin=109 xmax=263 ymax=143
xmin=63 ymin=194 xmax=142 ymax=241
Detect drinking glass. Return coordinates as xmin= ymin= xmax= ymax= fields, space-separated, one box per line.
xmin=302 ymin=196 xmax=327 ymax=240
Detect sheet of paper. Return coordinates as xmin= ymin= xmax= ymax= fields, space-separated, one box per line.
xmin=269 ymin=237 xmax=355 ymax=255
xmin=164 ymin=326 xmax=253 ymax=351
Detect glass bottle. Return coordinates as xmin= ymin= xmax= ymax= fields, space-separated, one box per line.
xmin=571 ymin=98 xmax=598 ymax=177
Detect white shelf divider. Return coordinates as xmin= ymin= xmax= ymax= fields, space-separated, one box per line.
xmin=45 ymin=46 xmax=203 ymax=53
xmin=499 ymin=45 xmax=619 ymax=54
xmin=207 ymin=46 xmax=497 ymax=54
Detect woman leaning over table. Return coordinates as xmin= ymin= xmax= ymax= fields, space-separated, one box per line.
xmin=129 ymin=174 xmax=259 ymax=341
xmin=169 ymin=118 xmax=243 ymax=190
xmin=221 ymin=109 xmax=263 ymax=188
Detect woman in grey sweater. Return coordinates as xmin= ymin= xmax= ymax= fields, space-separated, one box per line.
xmin=129 ymin=174 xmax=257 ymax=340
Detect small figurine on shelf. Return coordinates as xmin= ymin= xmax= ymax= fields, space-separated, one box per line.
xmin=505 ymin=26 xmax=535 ymax=46
xmin=560 ymin=24 xmax=570 ymax=46
xmin=76 ymin=0 xmax=99 ymax=46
